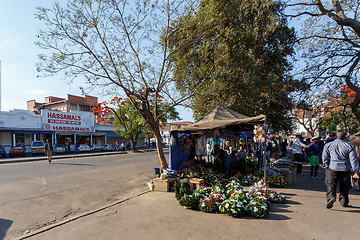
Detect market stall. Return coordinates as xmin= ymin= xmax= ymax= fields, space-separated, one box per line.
xmin=150 ymin=105 xmax=290 ymax=218
xmin=169 ymin=105 xmax=266 ymax=172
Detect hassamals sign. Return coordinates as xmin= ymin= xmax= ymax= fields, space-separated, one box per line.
xmin=42 ymin=110 xmax=95 ymax=132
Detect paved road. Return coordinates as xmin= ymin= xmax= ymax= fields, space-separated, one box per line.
xmin=0 ymin=151 xmax=163 ymax=240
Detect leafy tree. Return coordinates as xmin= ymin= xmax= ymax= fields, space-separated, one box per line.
xmin=287 ymin=0 xmax=360 ymax=122
xmin=35 ymin=0 xmax=203 ymax=169
xmin=169 ymin=0 xmax=302 ymax=132
xmin=93 ymin=96 xmax=181 ymax=151
xmin=319 ymin=84 xmax=360 ymax=135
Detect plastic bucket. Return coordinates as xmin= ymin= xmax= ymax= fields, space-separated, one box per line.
xmin=153 ymin=168 xmax=160 ymax=175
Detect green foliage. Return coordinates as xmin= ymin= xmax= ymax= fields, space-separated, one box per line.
xmin=318 ymin=85 xmax=360 ymax=135
xmin=174 ymin=181 xmax=182 ymax=200
xmin=178 ymin=193 xmax=199 ymax=208
xmin=169 ymin=0 xmax=301 ymax=132
xmin=94 ymin=96 xmax=181 ymax=150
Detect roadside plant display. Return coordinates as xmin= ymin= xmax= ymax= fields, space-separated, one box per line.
xmin=174 ymin=164 xmax=287 ymax=218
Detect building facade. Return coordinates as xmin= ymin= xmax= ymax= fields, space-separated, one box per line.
xmin=0 ymin=94 xmax=151 ymax=155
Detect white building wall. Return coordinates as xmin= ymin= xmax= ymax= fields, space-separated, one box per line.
xmin=294 ymin=118 xmax=320 ymax=138
xmin=0 ymin=132 xmax=12 ymax=152
xmin=0 ymin=109 xmax=42 ymax=129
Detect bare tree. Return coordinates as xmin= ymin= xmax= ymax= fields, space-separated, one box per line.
xmin=286 ymin=0 xmax=360 ymax=120
xmin=35 ymin=0 xmax=208 ymax=169
xmin=293 ymin=90 xmax=330 ymax=138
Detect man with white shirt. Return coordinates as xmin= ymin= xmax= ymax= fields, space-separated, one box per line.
xmin=292 ymin=133 xmax=308 ymax=174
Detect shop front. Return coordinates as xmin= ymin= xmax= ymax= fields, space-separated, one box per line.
xmin=41 ymin=109 xmax=95 ymax=146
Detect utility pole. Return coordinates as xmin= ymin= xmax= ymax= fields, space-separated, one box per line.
xmin=0 ymin=61 xmax=2 ymax=111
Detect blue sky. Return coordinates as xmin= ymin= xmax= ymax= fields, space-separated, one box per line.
xmin=0 ymin=0 xmax=194 ymax=121
xmin=0 ymin=1 xmax=300 ymax=122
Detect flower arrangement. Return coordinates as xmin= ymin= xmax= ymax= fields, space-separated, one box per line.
xmin=176 ymin=163 xmax=287 ymax=218
xmin=266 ymin=174 xmax=288 ymax=188
xmin=199 ymin=196 xmax=217 ymax=213
xmin=246 ymin=200 xmax=269 ymax=218
xmin=219 ymin=199 xmax=246 ymax=217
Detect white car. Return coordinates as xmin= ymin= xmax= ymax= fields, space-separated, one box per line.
xmin=53 ymin=144 xmax=66 ymax=154
xmin=78 ymin=144 xmax=90 ymax=152
xmin=31 ymin=141 xmax=45 ymax=156
xmin=102 ymin=144 xmax=113 ymax=151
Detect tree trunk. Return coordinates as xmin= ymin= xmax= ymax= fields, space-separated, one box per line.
xmin=129 ymin=137 xmax=137 ymax=151
xmin=142 ymin=110 xmax=168 ymax=170
xmin=153 ymin=127 xmax=168 ymax=170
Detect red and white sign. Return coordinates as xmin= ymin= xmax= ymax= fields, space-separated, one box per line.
xmin=42 ymin=110 xmax=95 ymax=132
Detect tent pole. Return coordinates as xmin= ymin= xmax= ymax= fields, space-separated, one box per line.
xmin=245 ymin=134 xmax=249 ymax=153
xmin=263 ymin=120 xmax=267 ymax=184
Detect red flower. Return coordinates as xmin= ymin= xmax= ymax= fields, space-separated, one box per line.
xmin=209 ymin=202 xmax=213 ymax=207
xmin=209 ymin=196 xmax=213 ymax=199
xmin=215 ymin=198 xmax=219 ymax=202
xmin=231 ymin=191 xmax=235 ymax=195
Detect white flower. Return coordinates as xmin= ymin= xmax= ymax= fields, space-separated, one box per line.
xmin=254 ymin=207 xmax=258 ymax=212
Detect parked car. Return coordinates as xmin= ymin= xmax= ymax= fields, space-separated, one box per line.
xmin=53 ymin=144 xmax=66 ymax=154
xmin=70 ymin=145 xmax=76 ymax=153
xmin=78 ymin=144 xmax=90 ymax=152
xmin=31 ymin=141 xmax=45 ymax=156
xmin=0 ymin=145 xmax=6 ymax=158
xmin=102 ymin=144 xmax=113 ymax=151
xmin=91 ymin=144 xmax=103 ymax=152
xmin=9 ymin=146 xmax=26 ymax=157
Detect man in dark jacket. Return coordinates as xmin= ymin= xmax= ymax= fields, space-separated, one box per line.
xmin=44 ymin=139 xmax=53 ymax=164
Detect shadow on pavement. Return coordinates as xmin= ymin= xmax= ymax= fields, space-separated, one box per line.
xmin=0 ymin=218 xmax=13 ymax=240
xmin=52 ymin=163 xmax=99 ymax=167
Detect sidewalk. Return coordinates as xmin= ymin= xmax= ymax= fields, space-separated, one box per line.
xmin=0 ymin=147 xmax=159 ymax=164
xmin=17 ymin=165 xmax=360 ymax=240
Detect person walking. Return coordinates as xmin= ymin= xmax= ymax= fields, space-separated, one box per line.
xmin=280 ymin=139 xmax=288 ymax=157
xmin=307 ymin=137 xmax=320 ymax=179
xmin=206 ymin=141 xmax=212 ymax=163
xmin=348 ymin=131 xmax=360 ymax=160
xmin=67 ymin=141 xmax=71 ymax=154
xmin=44 ymin=139 xmax=53 ymax=164
xmin=325 ymin=132 xmax=336 ymax=144
xmin=292 ymin=133 xmax=307 ymax=174
xmin=322 ymin=131 xmax=360 ymax=209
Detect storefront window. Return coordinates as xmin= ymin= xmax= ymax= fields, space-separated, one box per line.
xmin=15 ymin=133 xmax=25 ymax=146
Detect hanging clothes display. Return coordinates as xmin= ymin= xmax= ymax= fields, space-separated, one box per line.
xmin=195 ymin=136 xmax=206 ymax=156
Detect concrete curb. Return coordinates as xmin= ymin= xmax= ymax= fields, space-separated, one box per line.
xmin=0 ymin=149 xmax=159 ymax=164
xmin=15 ymin=190 xmax=151 ymax=240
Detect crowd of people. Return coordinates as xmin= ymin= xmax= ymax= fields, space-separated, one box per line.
xmin=114 ymin=141 xmax=129 ymax=151
xmin=290 ymin=131 xmax=360 ymax=209
xmin=202 ymin=131 xmax=360 ymax=209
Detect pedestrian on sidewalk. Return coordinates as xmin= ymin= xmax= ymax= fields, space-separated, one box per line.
xmin=44 ymin=139 xmax=53 ymax=164
xmin=292 ymin=133 xmax=307 ymax=175
xmin=325 ymin=132 xmax=336 ymax=144
xmin=306 ymin=137 xmax=320 ymax=179
xmin=348 ymin=131 xmax=360 ymax=160
xmin=206 ymin=141 xmax=212 ymax=163
xmin=322 ymin=131 xmax=360 ymax=209
xmin=280 ymin=138 xmax=288 ymax=157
